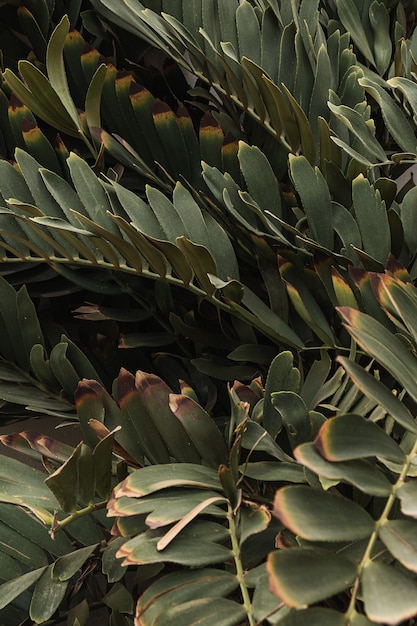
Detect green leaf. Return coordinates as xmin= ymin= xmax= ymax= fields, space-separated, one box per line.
xmin=236 ymin=0 xmax=260 ymax=64
xmin=335 ymin=0 xmax=376 ymax=66
xmin=102 ymin=538 xmax=127 ymax=583
xmin=176 ymin=237 xmax=217 ymax=294
xmin=314 ymin=413 xmax=405 ymax=464
xmin=338 ymin=306 xmax=417 ymax=407
xmin=52 ymin=545 xmax=97 ymax=581
xmin=169 ymin=394 xmax=228 ymax=468
xmin=289 ymin=155 xmax=333 ymax=249
xmin=116 ymin=369 xmax=170 ymax=465
xmin=272 ymin=485 xmax=374 ymax=542
xmin=362 ymin=561 xmax=417 ymax=625
xmin=4 ymin=63 xmax=78 ymax=136
xmin=46 ymin=15 xmax=80 ymax=128
xmin=379 ymin=520 xmax=417 ymax=573
xmin=267 ymin=547 xmax=356 ymax=607
xmin=338 ymin=356 xmax=417 ymax=434
xmin=238 ymin=141 xmax=282 ymax=220
xmin=85 ymin=63 xmax=108 ymax=138
xmin=29 ymin=564 xmax=68 ymax=624
xmin=239 ymin=461 xmax=305 ymax=483
xmin=369 ymin=1 xmax=391 ymax=75
xmin=117 ymin=522 xmax=231 ymax=567
xmin=93 ymin=432 xmax=115 ymax=499
xmin=359 ymin=77 xmax=417 ymax=154
xmin=45 ymin=450 xmax=80 ymax=513
xmin=241 ymin=421 xmax=294 ymax=463
xmin=68 ymin=152 xmax=120 ymax=235
xmin=153 ymin=598 xmax=246 ymax=626
xmin=0 ymin=567 xmax=46 ymax=610
xmin=136 ymin=568 xmax=239 ymax=626
xmin=263 ymin=351 xmax=301 ymax=438
xmin=295 ymin=442 xmax=392 ymax=496
xmin=327 ymin=102 xmax=387 ymax=163
xmin=114 ymin=464 xmax=221 ymax=498
xmin=134 ymin=370 xmax=201 ymax=463
xmin=0 ymin=454 xmax=58 ymax=515
xmin=352 ymin=174 xmax=390 ymax=264
xmin=397 ymin=481 xmax=417 ymax=517
xmin=401 ymin=186 xmax=417 ymax=255
xmin=271 ymin=391 xmax=311 ymax=449
xmin=108 ymin=489 xmax=224 ymax=528
xmin=276 ymin=608 xmax=347 ymax=626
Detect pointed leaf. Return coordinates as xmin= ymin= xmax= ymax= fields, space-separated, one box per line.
xmin=338 ymin=306 xmax=417 ymax=407
xmin=359 ymin=77 xmax=417 ymax=154
xmin=46 ymin=16 xmax=80 ymax=128
xmin=29 ymin=565 xmax=68 ymax=623
xmin=52 ymin=545 xmax=97 ymax=581
xmin=336 ymin=0 xmax=376 ymax=65
xmin=338 ymin=356 xmax=417 ymax=434
xmin=0 ymin=567 xmax=46 ymax=610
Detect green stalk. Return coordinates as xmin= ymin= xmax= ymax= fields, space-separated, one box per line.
xmin=50 ymin=501 xmax=106 ymax=538
xmin=227 ymin=503 xmax=256 ymax=626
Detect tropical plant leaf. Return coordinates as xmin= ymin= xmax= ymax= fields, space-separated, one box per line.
xmin=272 ymin=485 xmax=374 ymax=542
xmin=267 ymin=547 xmax=357 ymax=607
xmin=362 ymin=561 xmax=417 ymax=625
xmin=313 ymin=413 xmax=405 ymax=464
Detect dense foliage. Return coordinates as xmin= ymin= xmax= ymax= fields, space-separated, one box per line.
xmin=1 ymin=0 xmax=417 ymax=624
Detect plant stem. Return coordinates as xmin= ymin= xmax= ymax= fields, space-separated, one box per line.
xmin=227 ymin=503 xmax=256 ymax=626
xmin=345 ymin=436 xmax=417 ymax=621
xmin=50 ymin=501 xmax=107 ymax=538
